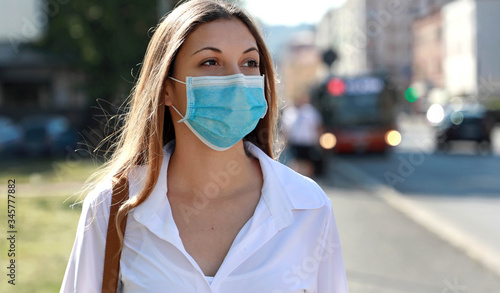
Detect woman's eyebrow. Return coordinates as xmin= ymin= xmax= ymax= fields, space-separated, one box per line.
xmin=191 ymin=47 xmax=222 ymax=56
xmin=191 ymin=46 xmax=259 ymax=56
xmin=243 ymin=47 xmax=259 ymax=54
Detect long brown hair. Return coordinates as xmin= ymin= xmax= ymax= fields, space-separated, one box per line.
xmin=83 ymin=0 xmax=279 ymax=252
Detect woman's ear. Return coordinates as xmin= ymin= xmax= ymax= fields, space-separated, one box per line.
xmin=164 ymin=80 xmax=173 ymax=106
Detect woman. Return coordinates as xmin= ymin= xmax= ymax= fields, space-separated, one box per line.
xmin=60 ymin=0 xmax=348 ymax=292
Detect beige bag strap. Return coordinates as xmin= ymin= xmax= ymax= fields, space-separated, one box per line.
xmin=102 ymin=176 xmax=129 ymax=293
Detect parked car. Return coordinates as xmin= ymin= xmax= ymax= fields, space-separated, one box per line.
xmin=19 ymin=115 xmax=78 ymax=156
xmin=0 ymin=116 xmax=22 ymax=157
xmin=436 ymin=104 xmax=493 ymax=153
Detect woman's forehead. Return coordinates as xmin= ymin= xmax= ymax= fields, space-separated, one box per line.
xmin=182 ymin=19 xmax=258 ymax=54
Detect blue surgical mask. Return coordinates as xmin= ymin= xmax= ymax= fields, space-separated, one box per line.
xmin=168 ymin=73 xmax=268 ymax=151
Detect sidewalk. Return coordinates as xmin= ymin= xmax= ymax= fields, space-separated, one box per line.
xmin=330 ymin=158 xmax=500 ymax=279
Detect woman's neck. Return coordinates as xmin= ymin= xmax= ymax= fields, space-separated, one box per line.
xmin=166 ymin=137 xmax=260 ymax=202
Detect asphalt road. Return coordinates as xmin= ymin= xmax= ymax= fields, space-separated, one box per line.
xmin=323 ymin=177 xmax=500 ymax=293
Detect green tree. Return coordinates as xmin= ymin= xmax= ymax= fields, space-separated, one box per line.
xmin=35 ymin=0 xmax=175 ymax=104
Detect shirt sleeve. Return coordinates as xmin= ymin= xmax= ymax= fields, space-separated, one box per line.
xmin=60 ymin=183 xmax=112 ymax=293
xmin=316 ymin=202 xmax=349 ymax=293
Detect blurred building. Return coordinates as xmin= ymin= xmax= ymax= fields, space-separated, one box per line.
xmin=279 ymin=31 xmax=325 ymax=103
xmin=0 ymin=0 xmax=43 ymax=45
xmin=442 ymin=0 xmax=500 ymax=98
xmin=0 ymin=0 xmax=87 ymax=122
xmin=413 ymin=0 xmax=456 ymax=18
xmin=412 ymin=10 xmax=444 ymax=90
xmin=0 ymin=46 xmax=86 ymax=115
xmin=316 ymin=0 xmax=415 ymax=85
xmin=412 ymin=0 xmax=500 ymax=104
xmin=316 ymin=0 xmax=453 ymax=96
xmin=411 ymin=4 xmax=449 ymax=111
xmin=316 ymin=0 xmax=367 ymax=77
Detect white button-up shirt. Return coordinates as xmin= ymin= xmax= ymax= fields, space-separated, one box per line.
xmin=60 ymin=141 xmax=348 ymax=292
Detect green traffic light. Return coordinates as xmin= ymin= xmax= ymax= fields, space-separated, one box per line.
xmin=405 ymin=87 xmax=419 ymax=103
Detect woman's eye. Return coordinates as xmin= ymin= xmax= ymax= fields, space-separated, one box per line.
xmin=201 ymin=59 xmax=218 ymax=66
xmin=243 ymin=60 xmax=259 ymax=68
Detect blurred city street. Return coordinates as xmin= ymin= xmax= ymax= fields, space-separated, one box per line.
xmin=320 ymin=114 xmax=500 ymax=292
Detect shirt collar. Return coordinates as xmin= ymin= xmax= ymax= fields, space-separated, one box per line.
xmin=130 ymin=140 xmax=175 ymax=224
xmin=131 ymin=140 xmax=309 ymax=232
xmin=243 ymin=141 xmax=295 ymax=230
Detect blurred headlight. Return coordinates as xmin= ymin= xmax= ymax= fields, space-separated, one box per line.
xmin=319 ymin=133 xmax=337 ymax=149
xmin=385 ymin=130 xmax=401 ymax=146
xmin=426 ymin=104 xmax=444 ymax=124
xmin=450 ymin=111 xmax=464 ymax=125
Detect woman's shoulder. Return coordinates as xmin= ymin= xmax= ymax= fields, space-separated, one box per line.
xmin=265 ymin=157 xmax=331 ymax=211
xmin=83 ymin=164 xmax=147 ymax=206
xmin=82 ymin=179 xmax=114 ymax=212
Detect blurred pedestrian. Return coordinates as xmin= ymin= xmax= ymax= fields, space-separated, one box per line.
xmin=283 ymin=91 xmax=324 ymax=178
xmin=60 ymin=1 xmax=347 ymax=292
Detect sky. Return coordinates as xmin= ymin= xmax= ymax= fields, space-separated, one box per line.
xmin=244 ymin=0 xmax=347 ymax=26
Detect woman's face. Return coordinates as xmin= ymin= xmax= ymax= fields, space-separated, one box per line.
xmin=164 ymin=18 xmax=261 ymax=117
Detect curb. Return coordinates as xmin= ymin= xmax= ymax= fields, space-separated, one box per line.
xmin=332 ymin=157 xmax=500 ymax=279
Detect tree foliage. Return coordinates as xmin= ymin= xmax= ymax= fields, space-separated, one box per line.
xmin=35 ymin=0 xmax=163 ymax=103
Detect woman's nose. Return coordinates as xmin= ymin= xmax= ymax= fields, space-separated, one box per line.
xmin=223 ymin=63 xmax=242 ymax=76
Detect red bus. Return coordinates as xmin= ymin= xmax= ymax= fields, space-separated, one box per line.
xmin=311 ymin=75 xmax=401 ymax=154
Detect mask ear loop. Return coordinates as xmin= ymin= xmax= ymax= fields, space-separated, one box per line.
xmin=169 ymin=76 xmax=186 ymax=84
xmin=168 ymin=76 xmax=187 ymax=122
xmin=170 ymin=104 xmax=186 ymax=122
